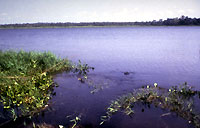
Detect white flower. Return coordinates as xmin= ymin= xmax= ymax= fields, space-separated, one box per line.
xmin=154 ymin=83 xmax=158 ymax=87
xmin=59 ymin=125 xmax=64 ymax=128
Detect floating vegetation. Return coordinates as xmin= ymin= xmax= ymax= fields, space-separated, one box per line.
xmin=0 ymin=50 xmax=94 ymax=124
xmin=66 ymin=113 xmax=83 ymax=128
xmin=71 ymin=60 xmax=94 ymax=80
xmin=69 ymin=116 xmax=81 ymax=128
xmin=86 ymin=78 xmax=106 ymax=94
xmin=33 ymin=122 xmax=56 ymax=128
xmin=100 ymin=82 xmax=200 ymax=128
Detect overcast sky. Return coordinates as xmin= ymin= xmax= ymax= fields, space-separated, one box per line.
xmin=0 ymin=0 xmax=200 ymax=24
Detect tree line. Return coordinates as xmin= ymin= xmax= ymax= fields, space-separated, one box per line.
xmin=0 ymin=16 xmax=200 ymax=28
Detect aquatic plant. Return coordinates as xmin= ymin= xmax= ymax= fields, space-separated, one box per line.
xmin=33 ymin=122 xmax=56 ymax=128
xmin=66 ymin=112 xmax=83 ymax=128
xmin=0 ymin=50 xmax=93 ymax=123
xmin=69 ymin=116 xmax=81 ymax=128
xmin=100 ymin=83 xmax=200 ymax=128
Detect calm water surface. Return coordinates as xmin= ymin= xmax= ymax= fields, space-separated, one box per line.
xmin=0 ymin=26 xmax=200 ymax=128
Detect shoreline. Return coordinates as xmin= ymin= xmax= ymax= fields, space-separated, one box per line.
xmin=0 ymin=25 xmax=200 ymax=30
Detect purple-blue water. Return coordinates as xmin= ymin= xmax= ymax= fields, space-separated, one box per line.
xmin=0 ymin=26 xmax=200 ymax=128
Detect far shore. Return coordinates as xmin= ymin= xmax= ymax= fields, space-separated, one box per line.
xmin=0 ymin=25 xmax=200 ymax=30
xmin=1 ymin=16 xmax=200 ymax=29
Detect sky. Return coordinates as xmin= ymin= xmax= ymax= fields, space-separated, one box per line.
xmin=0 ymin=0 xmax=200 ymax=24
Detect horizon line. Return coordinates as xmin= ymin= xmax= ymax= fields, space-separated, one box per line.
xmin=1 ymin=15 xmax=200 ymax=25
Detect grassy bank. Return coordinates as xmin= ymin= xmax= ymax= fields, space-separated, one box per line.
xmin=0 ymin=50 xmax=93 ymax=123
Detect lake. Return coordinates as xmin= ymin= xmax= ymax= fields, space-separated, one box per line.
xmin=0 ymin=26 xmax=200 ymax=128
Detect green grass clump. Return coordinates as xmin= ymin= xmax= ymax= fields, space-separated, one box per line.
xmin=0 ymin=50 xmax=71 ymax=76
xmin=0 ymin=50 xmax=93 ymax=121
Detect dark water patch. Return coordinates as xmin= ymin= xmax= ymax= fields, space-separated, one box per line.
xmin=105 ymin=106 xmax=193 ymax=128
xmin=29 ymin=72 xmax=199 ymax=128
